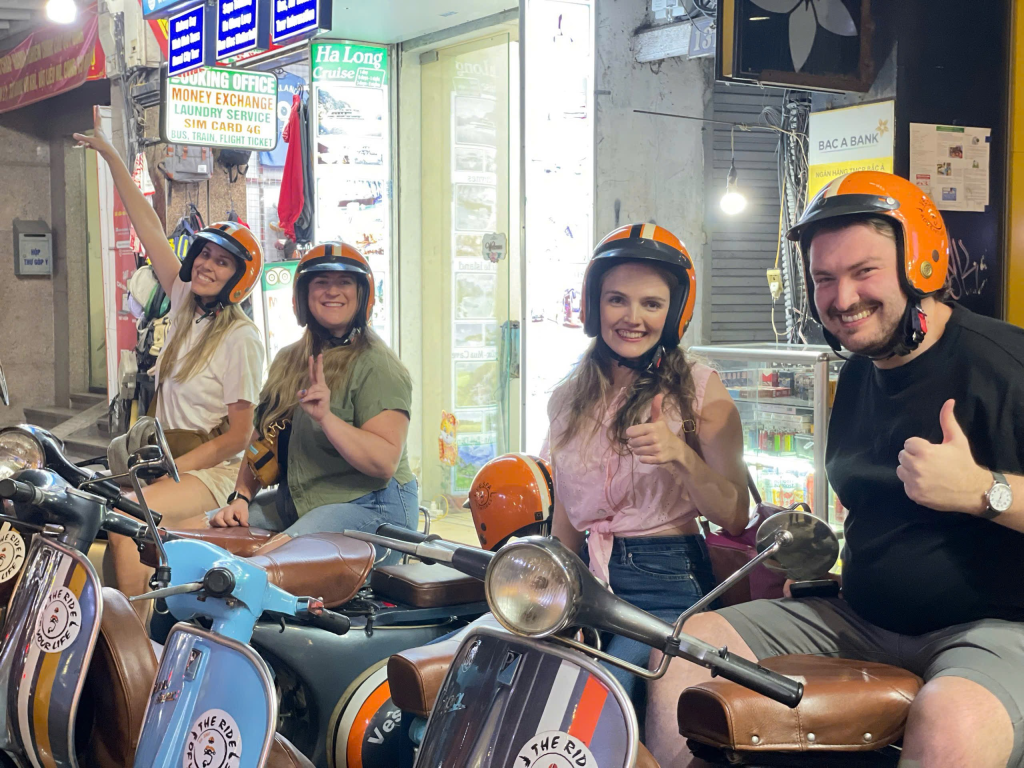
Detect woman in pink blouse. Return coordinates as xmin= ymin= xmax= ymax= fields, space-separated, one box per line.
xmin=543 ymin=223 xmax=750 ymax=729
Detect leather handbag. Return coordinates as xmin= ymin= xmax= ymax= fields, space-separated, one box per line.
xmin=700 ymin=470 xmax=811 ymax=607
xmin=245 ymin=419 xmax=290 ymax=488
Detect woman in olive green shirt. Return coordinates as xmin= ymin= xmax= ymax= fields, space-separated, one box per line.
xmin=206 ymin=243 xmax=418 ymax=550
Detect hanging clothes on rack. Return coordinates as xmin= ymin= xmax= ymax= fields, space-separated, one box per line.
xmin=294 ymin=95 xmax=315 ymax=245
xmin=278 ymin=93 xmax=305 ymax=242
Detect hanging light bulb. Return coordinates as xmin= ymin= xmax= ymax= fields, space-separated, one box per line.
xmin=46 ymin=0 xmax=78 ymax=24
xmin=720 ymin=158 xmax=748 ymax=215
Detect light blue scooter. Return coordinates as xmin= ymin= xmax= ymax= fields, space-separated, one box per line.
xmin=128 ymin=447 xmax=361 ymax=768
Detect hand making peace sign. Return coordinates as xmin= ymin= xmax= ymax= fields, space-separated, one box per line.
xmin=298 ymin=354 xmax=332 ymax=424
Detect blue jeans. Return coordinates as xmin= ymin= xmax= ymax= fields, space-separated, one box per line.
xmin=582 ymin=534 xmax=717 ymax=736
xmin=208 ymin=478 xmax=419 ymax=566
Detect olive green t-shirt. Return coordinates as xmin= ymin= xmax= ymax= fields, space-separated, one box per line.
xmin=286 ymin=342 xmax=414 ymax=515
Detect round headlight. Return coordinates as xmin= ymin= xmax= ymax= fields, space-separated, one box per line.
xmin=485 ymin=541 xmax=577 ymax=637
xmin=0 ymin=429 xmax=45 ymax=482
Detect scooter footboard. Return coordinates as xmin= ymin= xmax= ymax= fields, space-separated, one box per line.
xmin=134 ymin=624 xmax=277 ymax=768
xmin=415 ymin=626 xmax=638 ymax=768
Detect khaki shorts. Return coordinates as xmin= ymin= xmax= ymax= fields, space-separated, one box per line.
xmin=183 ymin=462 xmax=242 ymax=508
xmin=718 ymin=597 xmax=1024 ymax=767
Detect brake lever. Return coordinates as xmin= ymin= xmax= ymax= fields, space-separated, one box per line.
xmin=129 ymin=581 xmax=204 ymax=603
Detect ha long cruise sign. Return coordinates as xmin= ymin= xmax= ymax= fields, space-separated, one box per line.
xmin=162 ymin=66 xmax=278 ymax=150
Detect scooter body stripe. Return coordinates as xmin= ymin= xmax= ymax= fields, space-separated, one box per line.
xmin=567 ymin=675 xmax=608 ymax=747
xmin=31 ymin=564 xmax=87 ymax=768
xmin=17 ymin=550 xmax=73 ymax=768
xmin=537 ymin=660 xmax=581 ymax=733
xmin=345 ymin=681 xmax=391 ymax=768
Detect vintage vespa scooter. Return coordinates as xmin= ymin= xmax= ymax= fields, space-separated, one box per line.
xmin=347 ymin=510 xmax=835 ymax=768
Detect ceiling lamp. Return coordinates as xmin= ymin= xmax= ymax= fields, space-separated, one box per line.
xmin=46 ymin=0 xmax=78 ymax=24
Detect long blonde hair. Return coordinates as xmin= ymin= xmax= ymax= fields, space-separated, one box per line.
xmin=256 ymin=326 xmax=408 ymax=435
xmin=158 ymin=296 xmax=256 ymax=384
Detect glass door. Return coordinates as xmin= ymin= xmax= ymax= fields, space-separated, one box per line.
xmin=411 ymin=31 xmax=520 ymax=508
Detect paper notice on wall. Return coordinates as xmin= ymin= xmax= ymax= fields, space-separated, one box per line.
xmin=909 ymin=123 xmax=990 ymax=212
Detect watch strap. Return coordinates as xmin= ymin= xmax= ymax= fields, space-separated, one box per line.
xmin=227 ymin=491 xmax=252 ymax=507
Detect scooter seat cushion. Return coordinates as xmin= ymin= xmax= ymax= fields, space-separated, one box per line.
xmin=140 ymin=526 xmax=280 ymax=566
xmin=677 ymin=654 xmax=922 ymax=752
xmin=268 ymin=733 xmax=315 ymax=767
xmin=249 ymin=532 xmax=374 ymax=608
xmin=78 ymin=587 xmax=159 ymax=768
xmin=388 ymin=614 xmax=506 ymax=717
xmin=370 ymin=561 xmax=486 ymax=608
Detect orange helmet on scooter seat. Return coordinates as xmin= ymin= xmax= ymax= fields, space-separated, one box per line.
xmin=580 ymin=223 xmax=697 ymax=348
xmin=292 ymin=242 xmax=376 ymax=328
xmin=178 ymin=221 xmax=264 ymax=305
xmin=465 ymin=454 xmax=554 ymax=550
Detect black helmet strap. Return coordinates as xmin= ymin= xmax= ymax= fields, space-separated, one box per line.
xmin=598 ymin=337 xmax=665 ymax=373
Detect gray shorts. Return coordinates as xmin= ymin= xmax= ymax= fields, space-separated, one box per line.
xmin=718 ymin=597 xmax=1024 ymax=767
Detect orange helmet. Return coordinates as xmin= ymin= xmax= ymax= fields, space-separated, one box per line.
xmin=465 ymin=453 xmax=554 ymax=551
xmin=293 ymin=242 xmax=376 ymax=329
xmin=581 ymin=224 xmax=697 ymax=348
xmin=179 ymin=222 xmax=263 ymax=305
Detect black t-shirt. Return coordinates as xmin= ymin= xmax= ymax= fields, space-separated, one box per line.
xmin=827 ymin=303 xmax=1024 ymax=636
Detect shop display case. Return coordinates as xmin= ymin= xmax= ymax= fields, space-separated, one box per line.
xmin=689 ymin=344 xmax=844 ymax=531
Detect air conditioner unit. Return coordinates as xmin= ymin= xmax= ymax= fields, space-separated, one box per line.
xmin=99 ymin=0 xmax=164 ymax=77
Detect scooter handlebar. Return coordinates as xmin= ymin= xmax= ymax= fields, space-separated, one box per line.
xmin=709 ymin=650 xmax=804 ymax=708
xmin=374 ymin=523 xmax=431 ymax=545
xmin=0 ymin=478 xmax=39 ymax=504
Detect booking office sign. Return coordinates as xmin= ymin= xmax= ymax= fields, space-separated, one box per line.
xmin=161 ymin=66 xmax=278 ymax=151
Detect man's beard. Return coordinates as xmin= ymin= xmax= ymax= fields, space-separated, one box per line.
xmin=828 ymin=301 xmax=907 ymax=358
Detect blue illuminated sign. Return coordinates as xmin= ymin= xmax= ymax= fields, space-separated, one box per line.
xmin=168 ymin=4 xmax=212 ymax=76
xmin=272 ymin=0 xmax=331 ymax=43
xmin=216 ymin=0 xmax=271 ymax=61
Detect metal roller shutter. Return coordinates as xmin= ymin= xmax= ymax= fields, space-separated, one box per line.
xmin=705 ymin=83 xmax=787 ymax=343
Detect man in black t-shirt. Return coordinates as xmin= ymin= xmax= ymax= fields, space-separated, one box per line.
xmin=647 ymin=172 xmax=1024 ymax=768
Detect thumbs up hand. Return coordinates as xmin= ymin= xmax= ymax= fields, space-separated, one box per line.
xmin=896 ymin=399 xmax=991 ymax=514
xmin=625 ymin=394 xmax=692 ymax=466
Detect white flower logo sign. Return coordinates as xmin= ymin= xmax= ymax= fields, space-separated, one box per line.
xmin=749 ymin=0 xmax=858 ymax=72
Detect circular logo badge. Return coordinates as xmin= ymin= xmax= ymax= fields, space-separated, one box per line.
xmin=515 ymin=731 xmax=599 ymax=768
xmin=183 ymin=709 xmax=242 ymax=768
xmin=34 ymin=587 xmax=82 ymax=654
xmin=0 ymin=531 xmax=25 ymax=583
xmin=265 ymin=269 xmax=279 ymax=286
xmin=278 ymin=269 xmax=292 ymax=286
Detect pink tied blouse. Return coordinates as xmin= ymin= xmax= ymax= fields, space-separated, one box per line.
xmin=541 ymin=363 xmax=716 ymax=586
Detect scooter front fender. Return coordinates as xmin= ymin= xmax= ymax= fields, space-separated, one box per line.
xmin=134 ymin=624 xmax=277 ymax=768
xmin=0 ymin=536 xmax=102 ymax=768
xmin=415 ymin=626 xmax=638 ymax=768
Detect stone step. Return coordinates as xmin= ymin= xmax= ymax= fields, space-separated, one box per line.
xmin=70 ymin=392 xmax=106 ymax=410
xmin=62 ymin=424 xmax=110 ymax=462
xmin=22 ymin=406 xmax=78 ymax=431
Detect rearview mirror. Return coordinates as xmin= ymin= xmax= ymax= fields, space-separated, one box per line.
xmin=755 ymin=510 xmax=839 ymax=581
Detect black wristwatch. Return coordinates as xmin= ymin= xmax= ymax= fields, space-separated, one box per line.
xmin=227 ymin=491 xmax=252 ymax=507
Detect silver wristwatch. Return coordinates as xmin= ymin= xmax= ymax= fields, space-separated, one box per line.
xmin=982 ymin=471 xmax=1012 ymax=519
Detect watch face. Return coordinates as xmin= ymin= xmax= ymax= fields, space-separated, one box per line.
xmin=989 ymin=484 xmax=1013 ymax=512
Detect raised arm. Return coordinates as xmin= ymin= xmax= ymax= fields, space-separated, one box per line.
xmin=73 ymin=126 xmax=179 ymax=295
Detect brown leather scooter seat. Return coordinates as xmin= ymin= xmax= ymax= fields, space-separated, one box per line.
xmin=79 ymin=588 xmax=314 ymax=768
xmin=140 ymin=526 xmax=281 ymax=567
xmin=371 ymin=561 xmax=486 ymax=608
xmin=248 ymin=532 xmax=374 ymax=609
xmin=387 ymin=615 xmax=661 ymax=768
xmin=678 ymin=655 xmax=922 ymax=753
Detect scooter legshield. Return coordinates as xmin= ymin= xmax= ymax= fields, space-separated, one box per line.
xmin=0 ymin=536 xmax=102 ymax=768
xmin=415 ymin=626 xmax=638 ymax=768
xmin=134 ymin=624 xmax=277 ymax=768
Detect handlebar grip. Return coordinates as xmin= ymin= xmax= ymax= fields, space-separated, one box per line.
xmin=711 ymin=651 xmax=803 ymax=708
xmin=0 ymin=479 xmax=38 ymax=504
xmin=374 ymin=523 xmax=430 ymax=544
xmin=450 ymin=548 xmax=493 ymax=581
xmin=310 ymin=609 xmax=351 ymax=636
xmin=114 ymin=495 xmax=162 ymax=526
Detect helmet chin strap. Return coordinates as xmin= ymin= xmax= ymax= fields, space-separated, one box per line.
xmin=599 ymin=338 xmax=665 ymax=374
xmin=313 ymin=322 xmax=360 ymax=348
xmin=823 ymin=299 xmax=928 ymax=361
xmin=195 ymin=299 xmax=224 ymax=323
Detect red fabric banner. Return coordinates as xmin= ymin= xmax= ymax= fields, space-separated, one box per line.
xmin=0 ymin=7 xmax=100 ymax=115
